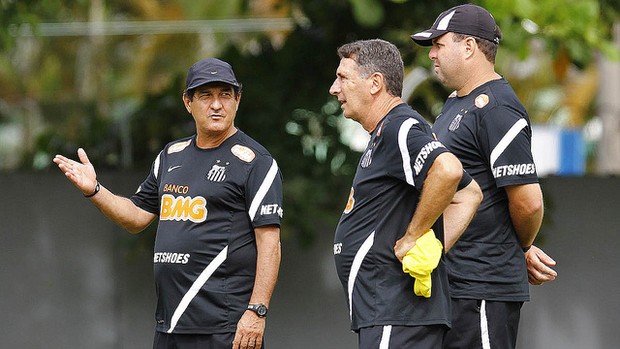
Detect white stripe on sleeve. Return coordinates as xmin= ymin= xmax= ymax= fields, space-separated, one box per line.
xmin=153 ymin=152 xmax=161 ymax=179
xmin=248 ymin=159 xmax=279 ymax=221
xmin=490 ymin=118 xmax=528 ymax=168
xmin=398 ymin=118 xmax=419 ymax=186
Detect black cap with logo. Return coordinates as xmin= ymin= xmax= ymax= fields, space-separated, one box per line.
xmin=411 ymin=4 xmax=500 ymax=46
xmin=185 ymin=58 xmax=240 ymax=91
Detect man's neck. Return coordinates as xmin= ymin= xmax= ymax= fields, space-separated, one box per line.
xmin=363 ymin=96 xmax=403 ymax=133
xmin=457 ymin=69 xmax=501 ymax=97
xmin=196 ymin=127 xmax=238 ymax=149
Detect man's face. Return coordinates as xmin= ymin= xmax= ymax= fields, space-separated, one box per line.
xmin=329 ymin=57 xmax=373 ymax=122
xmin=428 ymin=32 xmax=466 ymax=90
xmin=184 ymin=83 xmax=239 ymax=137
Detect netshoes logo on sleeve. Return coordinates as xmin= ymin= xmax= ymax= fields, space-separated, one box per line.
xmin=260 ymin=203 xmax=283 ymax=218
xmin=492 ymin=163 xmax=536 ymax=178
xmin=160 ymin=194 xmax=207 ymax=223
xmin=413 ymin=141 xmax=444 ymax=175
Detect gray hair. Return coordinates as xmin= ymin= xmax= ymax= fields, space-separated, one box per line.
xmin=337 ymin=39 xmax=404 ymax=97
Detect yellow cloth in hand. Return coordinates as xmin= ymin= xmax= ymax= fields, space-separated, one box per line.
xmin=402 ymin=229 xmax=443 ymax=298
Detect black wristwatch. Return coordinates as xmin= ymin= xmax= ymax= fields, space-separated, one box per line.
xmin=247 ymin=303 xmax=268 ymax=318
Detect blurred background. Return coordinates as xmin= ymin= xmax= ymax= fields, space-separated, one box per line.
xmin=1 ymin=0 xmax=619 ymax=348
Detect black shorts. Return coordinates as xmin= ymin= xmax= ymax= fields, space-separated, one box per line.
xmin=444 ymin=299 xmax=523 ymax=349
xmin=358 ymin=324 xmax=447 ymax=349
xmin=153 ymin=331 xmax=248 ymax=349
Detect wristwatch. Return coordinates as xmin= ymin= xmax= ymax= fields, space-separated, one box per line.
xmin=247 ymin=303 xmax=268 ymax=318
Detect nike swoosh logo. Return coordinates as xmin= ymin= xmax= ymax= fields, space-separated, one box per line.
xmin=167 ymin=165 xmax=182 ymax=172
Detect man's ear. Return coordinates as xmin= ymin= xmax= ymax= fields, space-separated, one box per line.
xmin=369 ymin=72 xmax=384 ymax=95
xmin=464 ymin=37 xmax=477 ymax=59
xmin=182 ymin=93 xmax=192 ymax=113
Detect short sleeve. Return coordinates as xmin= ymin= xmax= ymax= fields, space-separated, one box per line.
xmin=395 ymin=118 xmax=450 ymax=192
xmin=245 ymin=156 xmax=284 ymax=228
xmin=457 ymin=170 xmax=473 ymax=190
xmin=479 ymin=106 xmax=538 ymax=187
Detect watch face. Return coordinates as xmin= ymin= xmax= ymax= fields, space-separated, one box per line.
xmin=249 ymin=304 xmax=268 ymax=317
xmin=257 ymin=305 xmax=267 ymax=316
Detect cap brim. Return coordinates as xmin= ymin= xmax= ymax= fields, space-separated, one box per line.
xmin=186 ymin=79 xmax=240 ymax=91
xmin=410 ymin=29 xmax=448 ymax=46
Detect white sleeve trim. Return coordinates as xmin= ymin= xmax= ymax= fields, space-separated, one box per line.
xmin=153 ymin=152 xmax=161 ymax=179
xmin=490 ymin=118 xmax=528 ymax=168
xmin=398 ymin=118 xmax=420 ymax=186
xmin=248 ymin=159 xmax=279 ymax=221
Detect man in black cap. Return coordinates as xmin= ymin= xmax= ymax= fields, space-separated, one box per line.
xmin=411 ymin=4 xmax=558 ymax=349
xmin=53 ymin=58 xmax=283 ymax=349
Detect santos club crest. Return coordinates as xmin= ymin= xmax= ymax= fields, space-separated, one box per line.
xmin=207 ymin=161 xmax=228 ymax=182
xmin=448 ymin=113 xmax=463 ymax=131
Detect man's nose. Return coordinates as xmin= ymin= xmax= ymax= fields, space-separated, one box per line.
xmin=211 ymin=97 xmax=223 ymax=109
xmin=329 ymin=79 xmax=340 ymax=95
xmin=428 ymin=47 xmax=437 ymax=60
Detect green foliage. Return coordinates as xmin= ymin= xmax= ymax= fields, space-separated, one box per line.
xmin=177 ymin=0 xmax=246 ymax=19
xmin=350 ymin=0 xmax=384 ymax=27
xmin=0 ymin=0 xmax=91 ymax=50
xmin=1 ymin=0 xmax=618 ymax=246
xmin=483 ymin=0 xmax=619 ymax=65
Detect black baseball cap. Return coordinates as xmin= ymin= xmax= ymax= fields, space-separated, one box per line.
xmin=411 ymin=4 xmax=500 ymax=46
xmin=185 ymin=58 xmax=240 ymax=91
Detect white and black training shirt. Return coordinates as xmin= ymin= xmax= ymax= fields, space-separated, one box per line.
xmin=432 ymin=78 xmax=538 ymax=302
xmin=130 ymin=131 xmax=283 ymax=334
xmin=334 ymin=103 xmax=470 ymax=331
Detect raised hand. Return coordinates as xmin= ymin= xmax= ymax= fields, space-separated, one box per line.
xmin=53 ymin=148 xmax=98 ymax=196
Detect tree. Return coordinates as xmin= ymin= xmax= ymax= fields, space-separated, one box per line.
xmin=1 ymin=0 xmax=618 ymax=245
